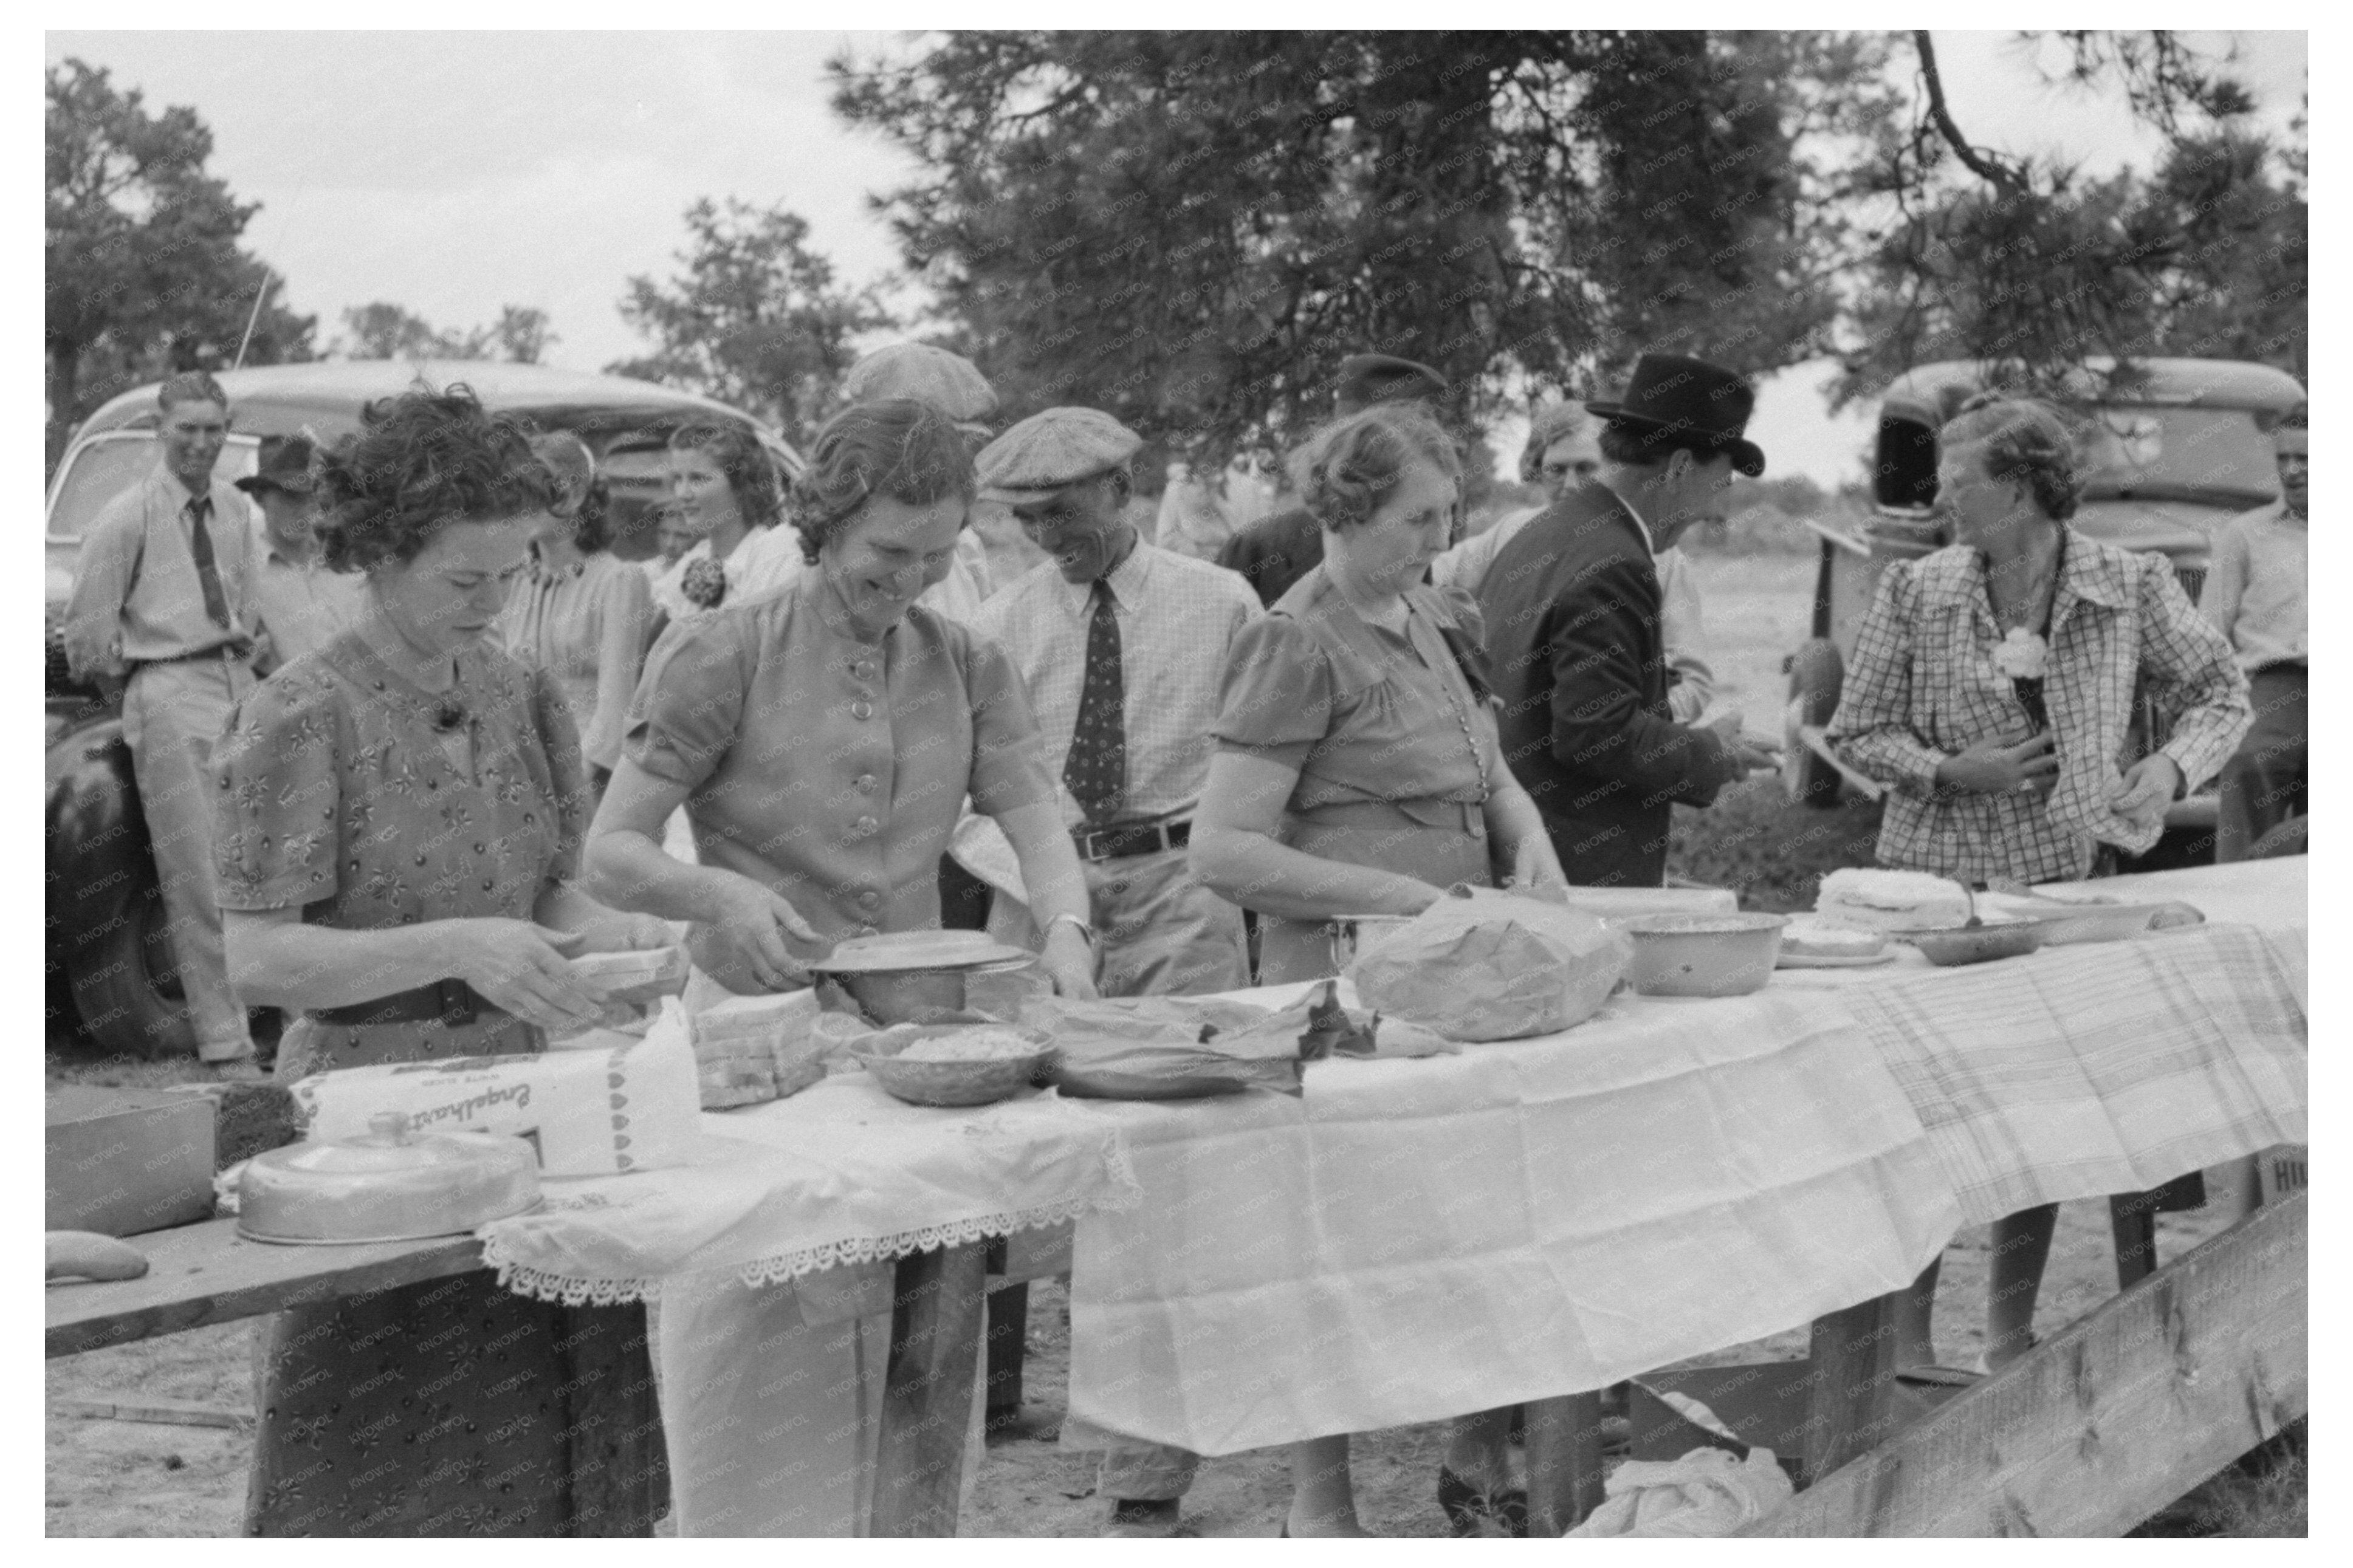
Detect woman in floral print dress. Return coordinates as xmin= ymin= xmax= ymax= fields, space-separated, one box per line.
xmin=215 ymin=386 xmax=674 ymax=1535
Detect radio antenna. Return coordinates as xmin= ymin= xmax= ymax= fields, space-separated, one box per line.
xmin=232 ymin=267 xmax=275 ymax=371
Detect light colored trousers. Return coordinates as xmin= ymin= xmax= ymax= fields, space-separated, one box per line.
xmin=993 ymin=844 xmax=1248 ymax=1502
xmin=657 ymin=1266 xmax=986 ymax=1536
xmin=122 ymin=655 xmax=255 ymax=1055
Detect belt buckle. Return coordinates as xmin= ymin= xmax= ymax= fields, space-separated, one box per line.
xmin=436 ymin=977 xmax=477 ymax=1026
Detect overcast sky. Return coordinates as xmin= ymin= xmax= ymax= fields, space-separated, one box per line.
xmin=45 ymin=29 xmax=2307 ymax=485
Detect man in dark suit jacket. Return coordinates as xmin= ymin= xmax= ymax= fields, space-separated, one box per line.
xmin=1218 ymin=353 xmax=1450 ymax=606
xmin=1479 ymin=354 xmax=1781 ymax=887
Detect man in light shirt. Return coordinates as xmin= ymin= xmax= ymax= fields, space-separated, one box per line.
xmin=61 ymin=371 xmax=261 ymax=1064
xmin=239 ymin=434 xmax=361 ymax=674
xmin=1436 ymin=400 xmax=1716 ymax=721
xmin=2201 ymin=413 xmax=2307 ymax=859
xmin=967 ymin=407 xmax=1257 ymax=1536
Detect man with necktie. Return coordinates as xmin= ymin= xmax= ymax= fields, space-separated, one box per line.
xmin=969 ymin=407 xmax=1257 ymax=1535
xmin=63 ymin=371 xmax=261 ymax=1064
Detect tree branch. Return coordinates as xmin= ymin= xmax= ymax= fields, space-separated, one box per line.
xmin=1913 ymin=30 xmax=2024 ymax=193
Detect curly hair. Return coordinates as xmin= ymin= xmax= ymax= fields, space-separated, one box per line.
xmin=1519 ymin=403 xmax=1593 ymax=484
xmin=315 ymin=385 xmax=560 ymax=573
xmin=787 ymin=400 xmax=975 ymax=565
xmin=1288 ymin=403 xmax=1462 ymax=532
xmin=529 ymin=430 xmax=612 ymax=553
xmin=668 ymin=420 xmax=781 ymax=533
xmin=1941 ymin=395 xmax=2082 ymax=522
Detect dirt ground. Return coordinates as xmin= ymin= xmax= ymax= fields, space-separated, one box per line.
xmin=43 ymin=1190 xmax=2256 ymax=1538
xmin=43 ymin=552 xmax=2286 ymax=1535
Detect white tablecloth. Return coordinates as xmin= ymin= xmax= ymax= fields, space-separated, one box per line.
xmin=476 ymin=1070 xmax=1136 ymax=1305
xmin=1066 ymin=860 xmax=2308 ymax=1456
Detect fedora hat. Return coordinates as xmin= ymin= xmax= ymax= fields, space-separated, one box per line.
xmin=234 ymin=433 xmax=320 ymax=496
xmin=1586 ymin=354 xmax=1765 ymax=478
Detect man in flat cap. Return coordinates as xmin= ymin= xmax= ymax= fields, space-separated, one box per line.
xmin=239 ymin=433 xmax=360 ymax=675
xmin=1477 ymin=353 xmax=1781 ymax=889
xmin=967 ymin=406 xmax=1257 ymax=1536
xmin=1218 ymin=352 xmax=1451 ymax=607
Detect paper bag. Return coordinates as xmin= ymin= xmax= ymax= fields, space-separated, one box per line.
xmin=1346 ymin=888 xmax=1629 ymax=1041
xmin=1028 ymin=995 xmax=1298 ymax=1100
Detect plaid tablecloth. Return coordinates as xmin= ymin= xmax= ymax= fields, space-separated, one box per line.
xmin=1843 ymin=921 xmax=2306 ymax=1222
xmin=1065 ymin=860 xmax=2306 ymax=1456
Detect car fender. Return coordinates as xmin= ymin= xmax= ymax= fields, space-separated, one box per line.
xmin=44 ymin=712 xmax=154 ymax=960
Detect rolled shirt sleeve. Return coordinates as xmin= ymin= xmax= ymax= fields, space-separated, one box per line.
xmin=2136 ymin=552 xmax=2254 ymax=793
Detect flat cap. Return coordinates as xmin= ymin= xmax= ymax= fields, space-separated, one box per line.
xmin=1335 ymin=354 xmax=1449 ymax=414
xmin=975 ymin=407 xmax=1144 ymax=504
xmin=840 ymin=343 xmax=999 ymax=428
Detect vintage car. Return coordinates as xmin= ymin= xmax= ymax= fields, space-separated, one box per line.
xmin=1782 ymin=357 xmax=2304 ymax=864
xmin=46 ymin=360 xmax=799 ymax=1058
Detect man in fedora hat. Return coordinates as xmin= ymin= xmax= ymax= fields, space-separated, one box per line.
xmin=1477 ymin=352 xmax=1781 ymax=888
xmin=239 ymin=433 xmax=361 ymax=675
xmin=969 ymin=406 xmax=1256 ymax=1536
xmin=1218 ymin=352 xmax=1452 ymax=607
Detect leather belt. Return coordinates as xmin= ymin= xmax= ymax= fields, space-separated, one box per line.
xmin=1073 ymin=818 xmax=1192 ymax=863
xmin=312 ymin=978 xmax=493 ymax=1028
xmin=134 ymin=640 xmax=253 ymax=670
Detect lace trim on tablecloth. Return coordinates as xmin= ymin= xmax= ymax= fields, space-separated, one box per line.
xmin=480 ymin=1132 xmax=1141 ymax=1308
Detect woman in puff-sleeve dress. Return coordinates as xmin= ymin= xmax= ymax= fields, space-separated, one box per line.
xmin=215 ymin=388 xmax=675 ymax=1536
xmin=583 ymin=399 xmax=1099 ymax=1536
xmin=1190 ymin=404 xmax=1566 ymax=1539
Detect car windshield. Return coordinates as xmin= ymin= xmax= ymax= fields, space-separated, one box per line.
xmin=49 ymin=435 xmax=258 ymax=540
xmin=2072 ymin=406 xmax=2280 ymax=507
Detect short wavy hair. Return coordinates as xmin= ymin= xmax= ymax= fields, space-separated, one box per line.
xmin=1518 ymin=403 xmax=1593 ymax=484
xmin=1288 ymin=402 xmax=1462 ymax=532
xmin=668 ymin=420 xmax=781 ymax=533
xmin=1942 ymin=395 xmax=2082 ymax=522
xmin=787 ymin=400 xmax=975 ymax=566
xmin=315 ymin=385 xmax=560 ymax=573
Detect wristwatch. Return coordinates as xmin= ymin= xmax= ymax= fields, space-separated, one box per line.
xmin=1045 ymin=912 xmax=1098 ymax=951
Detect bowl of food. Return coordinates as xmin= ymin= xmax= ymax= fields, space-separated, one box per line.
xmin=853 ymin=1024 xmax=1056 ymax=1108
xmin=1620 ymin=912 xmax=1789 ymax=997
xmin=1906 ymin=921 xmax=2047 ymax=967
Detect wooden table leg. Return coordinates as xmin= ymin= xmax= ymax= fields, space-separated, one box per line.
xmin=1801 ymin=1289 xmax=1903 ymax=1488
xmin=1524 ymin=1392 xmax=1606 ymax=1535
xmin=870 ymin=1242 xmax=989 ymax=1537
xmin=984 ymin=1281 xmax=1030 ymax=1428
xmin=2110 ymin=1192 xmax=2162 ymax=1291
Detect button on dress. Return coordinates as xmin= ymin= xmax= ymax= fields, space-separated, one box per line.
xmin=627 ymin=567 xmax=1056 ymax=981
xmin=211 ymin=631 xmax=665 ymax=1536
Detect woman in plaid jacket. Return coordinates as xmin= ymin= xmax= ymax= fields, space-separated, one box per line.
xmin=1829 ymin=395 xmax=2250 ymax=1374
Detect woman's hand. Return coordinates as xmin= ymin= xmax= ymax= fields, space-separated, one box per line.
xmin=1936 ymin=732 xmax=2058 ymax=798
xmin=705 ymin=877 xmax=823 ymax=993
xmin=1506 ymin=830 xmax=1568 ymax=893
xmin=563 ymin=909 xmax=677 ymax=954
xmin=2106 ymin=753 xmax=2183 ymax=831
xmin=445 ymin=920 xmax=605 ymax=1033
xmin=1039 ymin=923 xmax=1100 ymax=1001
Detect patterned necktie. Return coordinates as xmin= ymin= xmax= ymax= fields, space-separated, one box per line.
xmin=1063 ymin=580 xmax=1127 ymax=824
xmin=185 ymin=495 xmax=232 ymax=629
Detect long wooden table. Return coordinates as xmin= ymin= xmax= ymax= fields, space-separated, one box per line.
xmin=47 ymin=1216 xmax=995 ymax=1536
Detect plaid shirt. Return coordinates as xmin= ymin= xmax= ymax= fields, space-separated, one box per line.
xmin=970 ymin=540 xmax=1259 ymax=829
xmin=1829 ymin=534 xmax=2251 ymax=883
